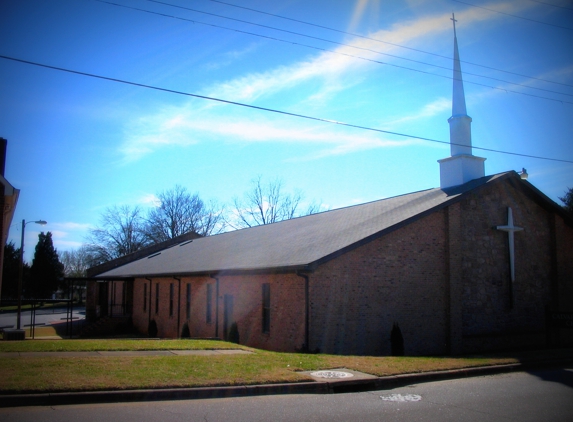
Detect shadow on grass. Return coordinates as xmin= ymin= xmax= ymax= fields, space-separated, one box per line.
xmin=50 ymin=320 xmax=87 ymax=338
xmin=49 ymin=319 xmax=146 ymax=339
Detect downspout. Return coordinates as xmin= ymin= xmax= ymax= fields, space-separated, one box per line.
xmin=296 ymin=271 xmax=310 ymax=353
xmin=174 ymin=276 xmax=181 ymax=338
xmin=209 ymin=274 xmax=220 ymax=339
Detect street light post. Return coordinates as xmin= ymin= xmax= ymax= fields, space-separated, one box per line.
xmin=17 ymin=219 xmax=47 ymax=330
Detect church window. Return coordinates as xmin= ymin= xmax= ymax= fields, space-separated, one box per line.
xmin=186 ymin=284 xmax=191 ymax=320
xmin=155 ymin=283 xmax=159 ymax=314
xmin=169 ymin=283 xmax=174 ymax=317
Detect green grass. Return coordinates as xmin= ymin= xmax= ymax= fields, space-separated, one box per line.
xmin=0 ymin=338 xmax=547 ymax=394
xmin=1 ymin=339 xmax=570 ymax=394
xmin=0 ymin=352 xmax=516 ymax=394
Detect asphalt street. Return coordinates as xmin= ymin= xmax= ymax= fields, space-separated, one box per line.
xmin=1 ymin=366 xmax=571 ymax=422
xmin=0 ymin=307 xmax=85 ymax=330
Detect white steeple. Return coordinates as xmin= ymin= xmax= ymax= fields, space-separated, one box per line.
xmin=438 ymin=14 xmax=485 ymax=189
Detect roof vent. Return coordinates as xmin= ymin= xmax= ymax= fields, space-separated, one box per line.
xmin=179 ymin=240 xmax=193 ymax=247
xmin=147 ymin=252 xmax=161 ymax=259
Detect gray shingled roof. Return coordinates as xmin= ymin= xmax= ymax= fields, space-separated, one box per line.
xmin=95 ymin=173 xmax=512 ymax=278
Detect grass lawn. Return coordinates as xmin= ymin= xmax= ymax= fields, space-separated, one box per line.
xmin=0 ymin=339 xmax=570 ymax=394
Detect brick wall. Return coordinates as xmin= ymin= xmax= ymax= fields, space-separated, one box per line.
xmin=309 ymin=210 xmax=450 ymax=356
xmin=131 ymin=278 xmax=148 ymax=335
xmin=179 ymin=276 xmax=217 ymax=339
xmin=555 ymin=215 xmax=573 ymax=345
xmin=132 ymin=277 xmax=198 ymax=338
xmin=458 ymin=182 xmax=556 ymax=352
xmin=555 ymin=214 xmax=573 ymax=313
xmin=130 ymin=273 xmax=305 ymax=351
xmin=446 ymin=202 xmax=464 ymax=355
xmin=212 ymin=274 xmax=306 ymax=352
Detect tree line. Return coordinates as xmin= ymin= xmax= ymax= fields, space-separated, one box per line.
xmin=84 ymin=177 xmax=321 ymax=267
xmin=1 ymin=177 xmax=322 ymax=299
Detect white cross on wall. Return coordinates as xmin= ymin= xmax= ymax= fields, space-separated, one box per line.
xmin=496 ymin=207 xmax=524 ymax=283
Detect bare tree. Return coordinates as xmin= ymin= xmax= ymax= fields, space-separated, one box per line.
xmin=143 ymin=185 xmax=224 ymax=242
xmin=59 ymin=246 xmax=92 ymax=278
xmin=229 ymin=176 xmax=321 ymax=229
xmin=559 ymin=187 xmax=573 ymax=215
xmin=59 ymin=246 xmax=93 ymax=304
xmin=85 ymin=205 xmax=149 ymax=265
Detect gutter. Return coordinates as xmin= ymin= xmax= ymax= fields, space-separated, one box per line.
xmin=92 ymin=264 xmax=314 ymax=281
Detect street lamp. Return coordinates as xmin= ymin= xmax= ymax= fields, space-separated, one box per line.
xmin=17 ymin=219 xmax=47 ymax=330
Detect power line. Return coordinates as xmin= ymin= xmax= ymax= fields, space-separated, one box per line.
xmin=528 ymin=0 xmax=573 ymax=11
xmin=140 ymin=0 xmax=572 ymax=99
xmin=203 ymin=0 xmax=573 ymax=89
xmin=1 ymin=54 xmax=571 ymax=165
xmin=94 ymin=0 xmax=573 ymax=105
xmin=453 ymin=0 xmax=573 ymax=30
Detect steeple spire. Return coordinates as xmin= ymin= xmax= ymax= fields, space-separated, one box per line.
xmin=449 ymin=13 xmax=471 ymax=156
xmin=438 ymin=14 xmax=486 ymax=189
xmin=451 ymin=14 xmax=467 ymax=118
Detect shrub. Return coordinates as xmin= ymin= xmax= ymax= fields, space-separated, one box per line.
xmin=148 ymin=320 xmax=158 ymax=338
xmin=390 ymin=322 xmax=404 ymax=356
xmin=227 ymin=322 xmax=240 ymax=344
xmin=181 ymin=322 xmax=190 ymax=338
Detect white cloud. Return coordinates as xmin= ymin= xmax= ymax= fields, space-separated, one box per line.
xmin=119 ymin=1 xmax=534 ymax=162
xmin=45 ymin=222 xmax=92 ymax=253
xmin=387 ymin=97 xmax=450 ymax=126
xmin=204 ymin=42 xmax=263 ymax=71
xmin=51 ymin=222 xmax=92 ymax=231
xmin=138 ymin=193 xmax=161 ymax=207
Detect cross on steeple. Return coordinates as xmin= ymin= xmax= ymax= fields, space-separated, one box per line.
xmin=451 ymin=13 xmax=457 ymax=38
xmin=496 ymin=207 xmax=524 ymax=306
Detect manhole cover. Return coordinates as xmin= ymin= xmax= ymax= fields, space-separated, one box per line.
xmin=310 ymin=370 xmax=354 ymax=379
xmin=380 ymin=394 xmax=422 ymax=402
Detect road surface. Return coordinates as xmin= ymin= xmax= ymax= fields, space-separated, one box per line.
xmin=0 ymin=307 xmax=85 ymax=330
xmin=0 ymin=366 xmax=571 ymax=421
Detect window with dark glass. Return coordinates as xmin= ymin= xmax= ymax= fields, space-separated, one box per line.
xmin=169 ymin=283 xmax=174 ymax=317
xmin=186 ymin=284 xmax=191 ymax=320
xmin=155 ymin=283 xmax=159 ymax=314
xmin=143 ymin=283 xmax=147 ymax=312
xmin=262 ymin=283 xmax=270 ymax=333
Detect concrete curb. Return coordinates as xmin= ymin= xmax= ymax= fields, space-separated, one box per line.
xmin=1 ymin=357 xmax=571 ymax=408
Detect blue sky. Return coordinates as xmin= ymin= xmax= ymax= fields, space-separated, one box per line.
xmin=1 ymin=0 xmax=572 ymax=262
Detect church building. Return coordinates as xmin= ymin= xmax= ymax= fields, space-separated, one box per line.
xmin=86 ymin=19 xmax=573 ymax=356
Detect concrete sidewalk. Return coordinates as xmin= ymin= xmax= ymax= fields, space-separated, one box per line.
xmin=0 ymin=349 xmax=253 ymax=358
xmin=0 ymin=351 xmax=571 ymax=408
